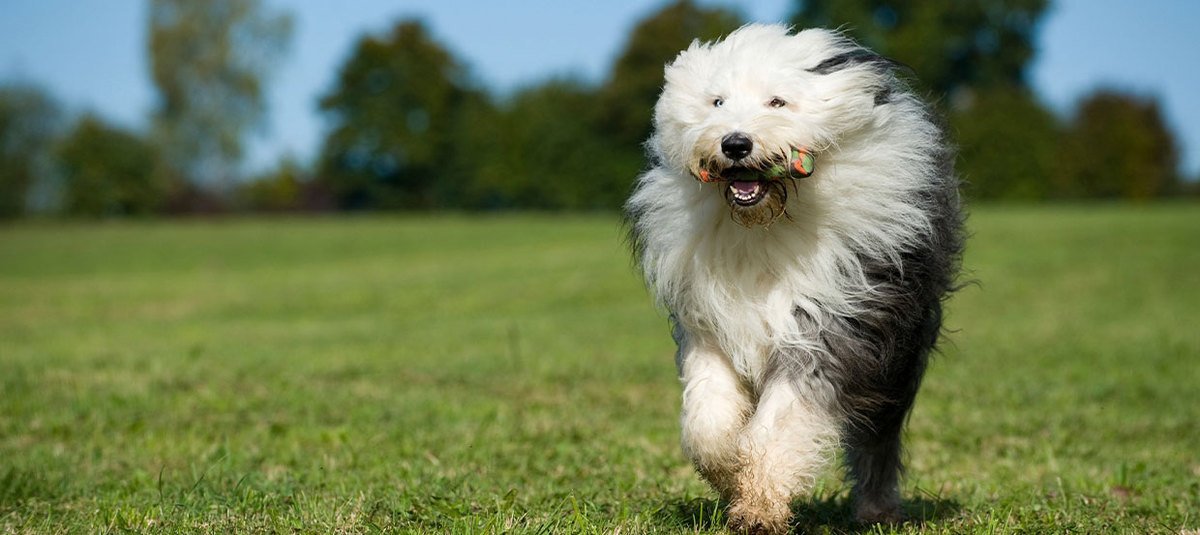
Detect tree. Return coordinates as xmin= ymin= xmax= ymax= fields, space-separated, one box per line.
xmin=1058 ymin=89 xmax=1179 ymax=199
xmin=599 ymin=1 xmax=743 ymax=149
xmin=791 ymin=0 xmax=1057 ymax=202
xmin=148 ymin=0 xmax=292 ymax=192
xmin=464 ymin=79 xmax=640 ymax=210
xmin=57 ymin=115 xmax=163 ymax=216
xmin=790 ymin=0 xmax=1048 ymax=98
xmin=0 ymin=84 xmax=63 ymax=218
xmin=318 ymin=20 xmax=489 ymax=210
xmin=239 ymin=154 xmax=334 ymax=212
xmin=951 ymin=87 xmax=1060 ymax=200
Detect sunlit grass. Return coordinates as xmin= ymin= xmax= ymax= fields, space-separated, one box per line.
xmin=1 ymin=205 xmax=1197 ymax=533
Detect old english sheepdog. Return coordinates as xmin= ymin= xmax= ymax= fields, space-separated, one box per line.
xmin=625 ymin=24 xmax=964 ymax=533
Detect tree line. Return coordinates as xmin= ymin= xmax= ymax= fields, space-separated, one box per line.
xmin=0 ymin=0 xmax=1193 ymax=219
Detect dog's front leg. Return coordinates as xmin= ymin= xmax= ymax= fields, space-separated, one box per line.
xmin=726 ymin=378 xmax=839 ymax=535
xmin=678 ymin=341 xmax=752 ymax=498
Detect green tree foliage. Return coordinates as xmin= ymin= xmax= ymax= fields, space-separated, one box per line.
xmin=240 ymin=155 xmax=330 ymax=212
xmin=318 ymin=20 xmax=489 ymax=210
xmin=464 ymin=1 xmax=741 ymax=211
xmin=599 ymin=1 xmax=743 ymax=149
xmin=242 ymin=157 xmax=304 ymax=211
xmin=465 ymin=80 xmax=641 ymax=210
xmin=0 ymin=84 xmax=63 ymax=218
xmin=791 ymin=0 xmax=1065 ymax=201
xmin=790 ymin=0 xmax=1047 ymax=97
xmin=952 ymin=87 xmax=1060 ymax=200
xmin=1058 ymin=89 xmax=1179 ymax=199
xmin=439 ymin=1 xmax=740 ymax=211
xmin=148 ymin=0 xmax=292 ymax=191
xmin=57 ymin=115 xmax=163 ymax=217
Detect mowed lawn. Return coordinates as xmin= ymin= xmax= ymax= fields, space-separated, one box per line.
xmin=1 ymin=205 xmax=1197 ymax=534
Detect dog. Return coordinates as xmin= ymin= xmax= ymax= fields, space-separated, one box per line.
xmin=625 ymin=24 xmax=964 ymax=534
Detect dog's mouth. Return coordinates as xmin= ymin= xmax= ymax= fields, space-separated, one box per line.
xmin=692 ymin=148 xmax=814 ymax=227
xmin=725 ymin=170 xmax=770 ymax=207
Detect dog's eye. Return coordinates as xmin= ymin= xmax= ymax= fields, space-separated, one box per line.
xmin=713 ymin=98 xmax=724 ymax=108
xmin=768 ymin=97 xmax=787 ymax=108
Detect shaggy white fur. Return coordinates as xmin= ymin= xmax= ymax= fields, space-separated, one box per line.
xmin=627 ymin=23 xmax=961 ymax=533
xmin=631 ymin=24 xmax=941 ymax=383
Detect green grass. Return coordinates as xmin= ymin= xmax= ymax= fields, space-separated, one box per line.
xmin=1 ymin=205 xmax=1197 ymax=534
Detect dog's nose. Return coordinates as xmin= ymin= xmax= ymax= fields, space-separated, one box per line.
xmin=721 ymin=133 xmax=753 ymax=161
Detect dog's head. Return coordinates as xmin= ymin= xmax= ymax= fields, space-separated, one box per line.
xmin=650 ymin=24 xmax=901 ymax=227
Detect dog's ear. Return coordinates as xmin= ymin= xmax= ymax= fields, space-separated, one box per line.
xmin=807 ymin=48 xmax=909 ymax=105
xmin=806 ymin=48 xmax=905 ymax=76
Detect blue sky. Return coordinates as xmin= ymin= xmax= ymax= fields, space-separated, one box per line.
xmin=1 ymin=0 xmax=1197 ymax=176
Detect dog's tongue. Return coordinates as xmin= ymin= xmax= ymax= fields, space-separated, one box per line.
xmin=731 ymin=181 xmax=760 ymax=196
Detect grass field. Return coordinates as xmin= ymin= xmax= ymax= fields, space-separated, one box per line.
xmin=1 ymin=204 xmax=1198 ymax=534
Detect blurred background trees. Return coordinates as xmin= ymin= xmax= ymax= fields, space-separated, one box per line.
xmin=0 ymin=0 xmax=1191 ymax=219
xmin=57 ymin=115 xmax=162 ymax=217
xmin=790 ymin=0 xmax=1182 ymax=201
xmin=793 ymin=0 xmax=1057 ymax=199
xmin=317 ymin=2 xmax=741 ymax=212
xmin=790 ymin=0 xmax=1047 ymax=98
xmin=1057 ymin=90 xmax=1179 ymax=199
xmin=317 ymin=20 xmax=487 ymax=210
xmin=599 ymin=1 xmax=742 ymax=150
xmin=148 ymin=0 xmax=292 ymax=198
xmin=950 ymin=86 xmax=1061 ymax=200
xmin=0 ymin=84 xmax=64 ymax=218
xmin=460 ymin=0 xmax=741 ymax=210
xmin=465 ymin=79 xmax=631 ymax=210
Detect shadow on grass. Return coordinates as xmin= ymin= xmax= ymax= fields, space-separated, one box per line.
xmin=657 ymin=493 xmax=960 ymax=534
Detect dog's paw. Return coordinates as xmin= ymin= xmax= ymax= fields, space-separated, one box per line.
xmin=726 ymin=499 xmax=792 ymax=535
xmin=853 ymin=500 xmax=905 ymax=525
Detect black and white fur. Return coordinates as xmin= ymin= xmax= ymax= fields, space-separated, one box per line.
xmin=625 ymin=25 xmax=964 ymax=534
